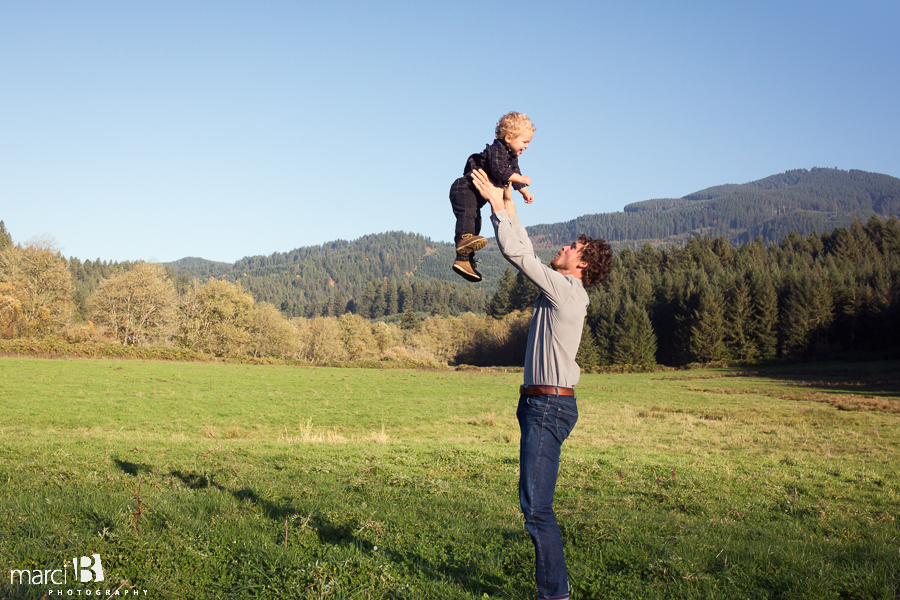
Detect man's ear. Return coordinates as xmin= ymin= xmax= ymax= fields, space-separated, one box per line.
xmin=577 ymin=260 xmax=588 ymax=270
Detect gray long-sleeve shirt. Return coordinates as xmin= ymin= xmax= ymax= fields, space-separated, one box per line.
xmin=490 ymin=209 xmax=589 ymax=388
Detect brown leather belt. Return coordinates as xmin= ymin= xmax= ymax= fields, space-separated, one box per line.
xmin=520 ymin=385 xmax=575 ymax=397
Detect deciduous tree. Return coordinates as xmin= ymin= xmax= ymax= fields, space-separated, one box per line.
xmin=89 ymin=262 xmax=177 ymax=346
xmin=177 ymin=280 xmax=255 ymax=356
xmin=0 ymin=239 xmax=72 ymax=336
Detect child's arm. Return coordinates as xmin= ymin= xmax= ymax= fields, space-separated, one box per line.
xmin=508 ymin=173 xmax=531 ymax=187
xmin=519 ymin=187 xmax=534 ymax=204
xmin=485 ymin=141 xmax=526 ymax=188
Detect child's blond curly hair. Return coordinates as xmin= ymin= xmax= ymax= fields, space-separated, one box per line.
xmin=495 ymin=111 xmax=535 ymax=141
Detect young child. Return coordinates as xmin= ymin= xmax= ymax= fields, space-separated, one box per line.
xmin=449 ymin=111 xmax=535 ymax=282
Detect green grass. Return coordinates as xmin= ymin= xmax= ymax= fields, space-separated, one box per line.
xmin=1 ymin=358 xmax=898 ymax=599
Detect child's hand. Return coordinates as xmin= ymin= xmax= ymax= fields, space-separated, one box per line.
xmin=521 ymin=188 xmax=535 ymax=204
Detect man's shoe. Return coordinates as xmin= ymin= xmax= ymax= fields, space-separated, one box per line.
xmin=456 ymin=234 xmax=487 ymax=255
xmin=452 ymin=254 xmax=483 ymax=282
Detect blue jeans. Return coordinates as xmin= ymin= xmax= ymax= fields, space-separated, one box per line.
xmin=517 ymin=392 xmax=578 ymax=600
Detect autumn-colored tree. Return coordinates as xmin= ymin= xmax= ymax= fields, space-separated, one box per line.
xmin=89 ymin=262 xmax=177 ymax=346
xmin=294 ymin=316 xmax=347 ymax=363
xmin=0 ymin=239 xmax=72 ymax=337
xmin=338 ymin=312 xmax=378 ymax=360
xmin=0 ymin=294 xmax=23 ymax=339
xmin=246 ymin=302 xmax=299 ymax=359
xmin=177 ymin=279 xmax=255 ymax=356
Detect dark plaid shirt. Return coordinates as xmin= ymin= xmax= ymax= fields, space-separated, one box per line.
xmin=464 ymin=138 xmax=526 ymax=191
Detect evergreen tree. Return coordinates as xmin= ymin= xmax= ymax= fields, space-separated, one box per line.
xmin=509 ymin=271 xmax=539 ymax=311
xmin=778 ymin=269 xmax=833 ymax=360
xmin=749 ymin=270 xmax=779 ymax=361
xmin=385 ymin=283 xmax=399 ymax=316
xmin=648 ymin=271 xmax=679 ymax=365
xmin=689 ymin=285 xmax=727 ymax=362
xmin=575 ymin=324 xmax=602 ymax=372
xmin=488 ymin=268 xmax=515 ymax=318
xmin=671 ymin=270 xmax=706 ymax=364
xmin=590 ymin=289 xmax=620 ymax=366
xmin=780 ymin=271 xmax=814 ymax=360
xmin=400 ymin=306 xmax=417 ymax=330
xmin=838 ymin=277 xmax=866 ymax=351
xmin=724 ymin=276 xmax=756 ymax=361
xmin=398 ymin=280 xmax=413 ymax=313
xmin=371 ymin=285 xmax=387 ymax=318
xmin=637 ymin=243 xmax=659 ymax=272
xmin=357 ymin=281 xmax=377 ymax=318
xmin=612 ymin=303 xmax=657 ymax=366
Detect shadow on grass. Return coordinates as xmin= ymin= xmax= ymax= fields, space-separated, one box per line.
xmin=666 ymin=361 xmax=900 ymax=411
xmin=114 ymin=459 xmax=153 ymax=476
xmin=167 ymin=468 xmax=509 ymax=596
xmin=749 ymin=361 xmax=900 ymax=398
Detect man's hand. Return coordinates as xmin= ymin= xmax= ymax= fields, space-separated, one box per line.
xmin=470 ymin=169 xmax=516 ymax=215
xmin=520 ymin=188 xmax=535 ymax=204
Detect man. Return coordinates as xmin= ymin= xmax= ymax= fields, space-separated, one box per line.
xmin=470 ymin=168 xmax=612 ymax=600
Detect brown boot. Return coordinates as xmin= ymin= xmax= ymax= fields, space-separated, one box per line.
xmin=456 ymin=233 xmax=487 ymax=255
xmin=452 ymin=254 xmax=483 ymax=282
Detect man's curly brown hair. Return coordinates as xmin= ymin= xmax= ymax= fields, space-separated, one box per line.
xmin=576 ymin=234 xmax=612 ymax=289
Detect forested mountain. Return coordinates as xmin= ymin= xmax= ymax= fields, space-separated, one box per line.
xmin=165 ymin=231 xmax=558 ymax=319
xmin=163 ymin=167 xmax=898 ymax=318
xmin=527 ymin=168 xmax=900 ymax=250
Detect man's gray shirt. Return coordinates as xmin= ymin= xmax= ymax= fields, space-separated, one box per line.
xmin=491 ymin=209 xmax=589 ymax=388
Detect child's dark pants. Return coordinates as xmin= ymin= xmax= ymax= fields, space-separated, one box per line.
xmin=449 ymin=176 xmax=487 ymax=247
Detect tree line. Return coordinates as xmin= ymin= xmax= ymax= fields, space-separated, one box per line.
xmin=0 ymin=223 xmax=523 ymax=366
xmin=1 ymin=214 xmax=898 ymax=369
xmin=543 ymin=215 xmax=898 ymax=369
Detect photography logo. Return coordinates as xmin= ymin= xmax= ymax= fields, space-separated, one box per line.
xmin=9 ymin=552 xmax=148 ymax=596
xmin=9 ymin=554 xmax=109 ymax=589
xmin=75 ymin=554 xmax=105 ymax=583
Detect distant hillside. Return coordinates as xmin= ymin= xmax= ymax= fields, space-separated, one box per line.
xmin=166 ymin=167 xmax=899 ymax=318
xmin=167 ymin=231 xmax=556 ymax=318
xmin=167 ymin=257 xmax=232 ymax=279
xmin=525 ymin=168 xmax=900 ymax=250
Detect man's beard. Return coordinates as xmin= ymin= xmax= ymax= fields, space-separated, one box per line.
xmin=549 ymin=254 xmax=563 ymax=271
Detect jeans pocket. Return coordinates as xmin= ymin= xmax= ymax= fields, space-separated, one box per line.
xmin=554 ymin=404 xmax=578 ymax=443
xmin=525 ymin=396 xmax=550 ymax=411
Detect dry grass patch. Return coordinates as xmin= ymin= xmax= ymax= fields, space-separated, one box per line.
xmin=365 ymin=424 xmax=389 ymax=444
xmin=779 ymin=390 xmax=900 ymax=413
xmin=687 ymin=386 xmax=900 ymax=413
xmin=275 ymin=420 xmax=390 ymax=444
xmin=470 ymin=411 xmax=498 ymax=427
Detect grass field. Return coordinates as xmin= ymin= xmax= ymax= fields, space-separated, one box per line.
xmin=0 ymin=357 xmax=898 ymax=599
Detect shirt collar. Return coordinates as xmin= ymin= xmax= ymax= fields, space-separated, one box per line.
xmin=495 ymin=137 xmax=516 ymax=159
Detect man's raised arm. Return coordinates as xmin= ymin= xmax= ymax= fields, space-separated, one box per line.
xmin=471 ymin=169 xmax=574 ymax=306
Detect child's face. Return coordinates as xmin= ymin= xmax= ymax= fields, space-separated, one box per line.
xmin=505 ymin=129 xmax=534 ymax=156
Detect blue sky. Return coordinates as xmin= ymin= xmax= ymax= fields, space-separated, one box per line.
xmin=2 ymin=1 xmax=898 ymax=263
